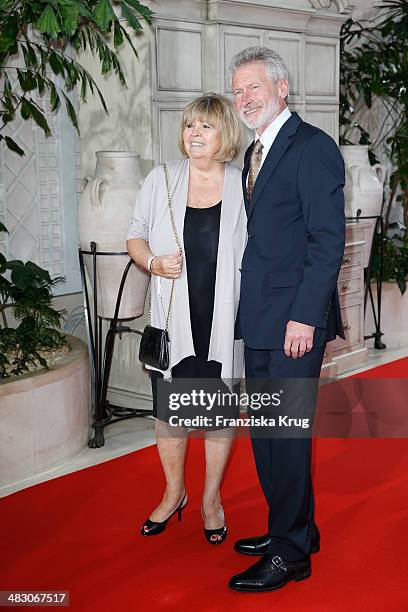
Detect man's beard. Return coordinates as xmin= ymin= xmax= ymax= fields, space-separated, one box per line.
xmin=240 ymin=98 xmax=280 ymax=130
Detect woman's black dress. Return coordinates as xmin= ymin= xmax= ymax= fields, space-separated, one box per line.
xmin=151 ymin=202 xmax=224 ymax=419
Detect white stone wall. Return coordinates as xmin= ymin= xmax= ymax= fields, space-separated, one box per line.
xmin=77 ymin=22 xmax=154 ymax=179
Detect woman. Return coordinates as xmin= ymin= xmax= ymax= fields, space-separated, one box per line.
xmin=126 ymin=93 xmax=246 ymax=544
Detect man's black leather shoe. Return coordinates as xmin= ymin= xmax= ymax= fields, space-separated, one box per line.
xmin=234 ymin=530 xmax=320 ymax=556
xmin=234 ymin=533 xmax=272 ymax=556
xmin=228 ymin=554 xmax=311 ymax=592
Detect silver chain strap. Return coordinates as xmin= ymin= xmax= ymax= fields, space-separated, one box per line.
xmin=148 ymin=162 xmax=182 ymax=331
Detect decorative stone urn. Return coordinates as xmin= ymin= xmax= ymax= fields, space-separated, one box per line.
xmin=78 ymin=151 xmax=149 ymax=320
xmin=340 ymin=145 xmax=386 ymax=267
xmin=0 ymin=337 xmax=90 ymax=492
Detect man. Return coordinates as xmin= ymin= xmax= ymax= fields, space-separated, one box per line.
xmin=229 ymin=47 xmax=345 ymax=592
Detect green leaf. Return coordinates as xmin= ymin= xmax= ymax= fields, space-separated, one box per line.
xmin=37 ymin=353 xmax=49 ymax=369
xmin=396 ymin=273 xmax=407 ymax=295
xmin=21 ymin=98 xmax=31 ymax=120
xmin=17 ymin=69 xmax=37 ymax=92
xmin=102 ymin=53 xmax=110 ymax=74
xmin=1 ymin=85 xmax=16 ymax=115
xmin=62 ymin=93 xmax=79 ymax=133
xmin=89 ymin=74 xmax=108 ymax=113
xmin=36 ymin=73 xmax=46 ymax=96
xmin=3 ymin=73 xmax=12 ymax=97
xmin=0 ymin=253 xmax=7 ymax=274
xmin=61 ymin=4 xmax=80 ymax=36
xmin=78 ymin=73 xmax=86 ymax=101
xmin=78 ymin=1 xmax=92 ymax=19
xmin=85 ymin=25 xmax=95 ymax=51
xmin=93 ymin=0 xmax=116 ymax=31
xmin=20 ymin=44 xmax=31 ymax=68
xmin=4 ymin=136 xmax=25 ymax=157
xmin=70 ymin=30 xmax=82 ymax=52
xmin=0 ymin=223 xmax=8 ymax=234
xmin=49 ymin=51 xmax=62 ymax=75
xmin=25 ymin=261 xmax=51 ymax=283
xmin=112 ymin=56 xmax=126 ymax=86
xmin=0 ymin=15 xmax=19 ymax=52
xmin=0 ymin=253 xmax=7 ymax=275
xmin=113 ymin=19 xmax=124 ymax=48
xmin=21 ymin=98 xmax=52 ymax=136
xmin=120 ymin=23 xmax=138 ymax=58
xmin=9 ymin=260 xmax=54 ymax=291
xmin=121 ymin=2 xmax=142 ymax=33
xmin=35 ymin=5 xmax=61 ymax=39
xmin=26 ymin=41 xmax=38 ymax=68
xmin=6 ymin=260 xmax=24 ymax=272
xmin=50 ymin=83 xmax=60 ymax=112
xmin=122 ymin=0 xmax=154 ymax=22
xmin=67 ymin=62 xmax=79 ymax=88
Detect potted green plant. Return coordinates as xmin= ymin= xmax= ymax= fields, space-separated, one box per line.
xmin=339 ymin=1 xmax=408 ymax=296
xmin=0 ymin=0 xmax=153 ymax=156
xmin=0 ymin=222 xmax=92 ymax=490
xmin=0 ymin=223 xmax=67 ymax=378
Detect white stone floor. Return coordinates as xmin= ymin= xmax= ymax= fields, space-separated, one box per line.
xmin=2 ymin=338 xmax=408 ymax=498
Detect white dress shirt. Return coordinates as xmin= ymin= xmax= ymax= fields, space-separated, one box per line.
xmin=257 ymin=106 xmax=292 ymax=169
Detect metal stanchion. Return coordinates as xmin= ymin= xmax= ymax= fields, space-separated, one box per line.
xmin=78 ymin=243 xmax=151 ymax=448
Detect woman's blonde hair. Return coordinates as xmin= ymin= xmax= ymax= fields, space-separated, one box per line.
xmin=179 ymin=93 xmax=243 ymax=162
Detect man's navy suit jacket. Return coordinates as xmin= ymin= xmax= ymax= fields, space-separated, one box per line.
xmin=236 ymin=111 xmax=346 ymax=349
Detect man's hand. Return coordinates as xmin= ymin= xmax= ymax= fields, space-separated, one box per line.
xmin=284 ymin=320 xmax=315 ymax=359
xmin=151 ymin=252 xmax=182 ymax=279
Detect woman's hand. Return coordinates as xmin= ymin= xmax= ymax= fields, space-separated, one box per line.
xmin=151 ymin=252 xmax=183 ymax=279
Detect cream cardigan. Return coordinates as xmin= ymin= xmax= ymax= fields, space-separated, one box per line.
xmin=127 ymin=159 xmax=246 ymax=385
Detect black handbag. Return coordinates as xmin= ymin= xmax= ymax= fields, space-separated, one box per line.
xmin=138 ymin=163 xmax=181 ymax=371
xmin=139 ymin=324 xmax=170 ymax=370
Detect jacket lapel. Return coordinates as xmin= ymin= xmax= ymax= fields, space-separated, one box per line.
xmin=247 ymin=112 xmax=302 ymax=222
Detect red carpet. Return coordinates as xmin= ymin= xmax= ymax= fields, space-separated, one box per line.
xmin=351 ymin=355 xmax=408 ymax=378
xmin=1 ymin=358 xmax=408 ymax=611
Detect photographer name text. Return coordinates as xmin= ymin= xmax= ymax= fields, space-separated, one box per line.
xmin=168 ymin=415 xmax=310 ymax=428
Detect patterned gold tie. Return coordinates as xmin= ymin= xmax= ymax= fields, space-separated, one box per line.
xmin=247 ymin=139 xmax=264 ymax=200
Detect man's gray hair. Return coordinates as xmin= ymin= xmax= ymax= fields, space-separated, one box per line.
xmin=229 ymin=46 xmax=289 ymax=83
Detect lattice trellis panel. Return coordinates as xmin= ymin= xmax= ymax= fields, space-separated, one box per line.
xmin=0 ymin=66 xmax=81 ymax=294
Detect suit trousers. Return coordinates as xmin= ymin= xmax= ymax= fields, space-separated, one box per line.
xmin=245 ymin=341 xmax=326 ymax=561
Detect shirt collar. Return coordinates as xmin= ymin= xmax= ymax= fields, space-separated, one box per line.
xmin=256 ymin=106 xmax=292 ymax=150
